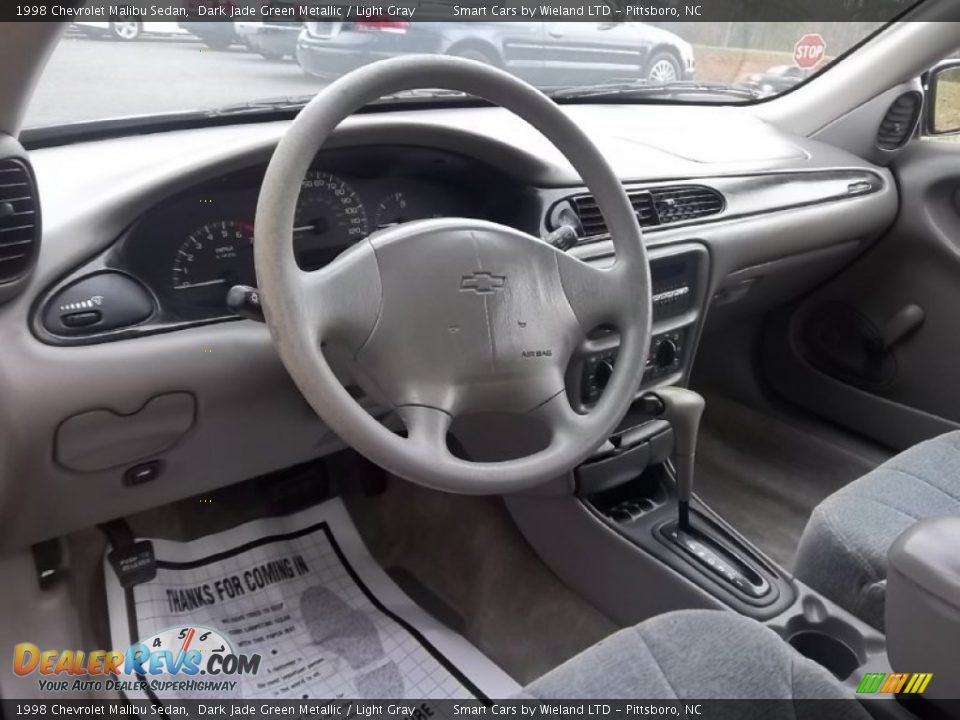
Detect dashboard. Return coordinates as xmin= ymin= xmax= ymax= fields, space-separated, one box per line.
xmin=1 ymin=104 xmax=902 ymax=553
xmin=36 ymin=145 xmax=532 ymax=337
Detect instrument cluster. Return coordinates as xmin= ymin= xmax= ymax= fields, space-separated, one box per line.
xmin=111 ymin=146 xmax=516 ymax=322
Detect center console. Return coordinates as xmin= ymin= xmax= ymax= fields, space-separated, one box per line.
xmin=569 ymin=242 xmax=708 ymax=411
xmin=508 ymin=407 xmax=896 ymax=697
xmin=563 ymin=244 xmax=790 ymax=616
xmin=511 ymin=240 xmax=803 ymax=618
xmin=574 ymin=393 xmax=793 ymax=617
xmin=506 ymin=241 xmax=913 ymax=706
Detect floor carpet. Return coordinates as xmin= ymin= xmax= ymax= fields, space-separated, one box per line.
xmin=341 ymin=475 xmax=617 ymax=685
xmin=694 ymin=394 xmax=889 ymax=569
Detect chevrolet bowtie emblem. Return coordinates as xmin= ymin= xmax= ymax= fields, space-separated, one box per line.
xmin=459 ymin=271 xmax=506 ymax=294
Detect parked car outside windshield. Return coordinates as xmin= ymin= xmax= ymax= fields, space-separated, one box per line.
xmin=296 ymin=21 xmax=694 ymax=86
xmin=26 ymin=16 xmax=889 ymax=129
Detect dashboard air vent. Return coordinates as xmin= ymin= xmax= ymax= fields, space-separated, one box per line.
xmin=650 ymin=185 xmax=725 ymax=224
xmin=877 ymin=91 xmax=922 ymax=151
xmin=569 ymin=184 xmax=724 ymax=240
xmin=573 ymin=190 xmax=655 ymax=237
xmin=0 ymin=159 xmax=40 ymax=284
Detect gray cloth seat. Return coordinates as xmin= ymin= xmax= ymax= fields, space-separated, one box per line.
xmin=794 ymin=431 xmax=960 ymax=631
xmin=519 ymin=609 xmax=866 ymax=716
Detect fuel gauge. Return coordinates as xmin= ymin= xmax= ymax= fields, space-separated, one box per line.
xmin=374 ymin=191 xmax=415 ymax=229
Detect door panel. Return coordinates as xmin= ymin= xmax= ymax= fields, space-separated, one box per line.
xmin=488 ymin=22 xmax=547 ymax=83
xmin=763 ymin=138 xmax=960 ymax=450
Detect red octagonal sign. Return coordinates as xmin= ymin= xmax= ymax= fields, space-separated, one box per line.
xmin=794 ymin=33 xmax=826 ymax=70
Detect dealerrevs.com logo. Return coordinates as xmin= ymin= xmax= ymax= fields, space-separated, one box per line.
xmin=13 ymin=626 xmax=260 ymax=693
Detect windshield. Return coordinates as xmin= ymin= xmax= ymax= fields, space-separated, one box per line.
xmin=24 ymin=3 xmax=906 ymax=130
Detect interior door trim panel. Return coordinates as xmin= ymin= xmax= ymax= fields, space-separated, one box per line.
xmin=762 ymin=138 xmax=960 ymax=451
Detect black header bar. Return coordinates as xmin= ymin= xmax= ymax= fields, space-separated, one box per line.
xmin=6 ymin=0 xmax=930 ymax=24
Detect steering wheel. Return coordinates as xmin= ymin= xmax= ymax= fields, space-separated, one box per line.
xmin=254 ymin=55 xmax=652 ymax=494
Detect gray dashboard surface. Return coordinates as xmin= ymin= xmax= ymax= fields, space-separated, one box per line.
xmin=0 ymin=102 xmax=897 ymax=551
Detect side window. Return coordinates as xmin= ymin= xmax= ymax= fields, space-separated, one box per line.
xmin=926 ymin=57 xmax=960 ymax=138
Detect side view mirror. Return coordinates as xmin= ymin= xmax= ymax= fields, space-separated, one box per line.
xmin=926 ymin=60 xmax=960 ymax=135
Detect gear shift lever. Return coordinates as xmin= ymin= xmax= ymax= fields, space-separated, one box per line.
xmin=640 ymin=387 xmax=770 ymax=599
xmin=649 ymin=386 xmax=705 ymax=531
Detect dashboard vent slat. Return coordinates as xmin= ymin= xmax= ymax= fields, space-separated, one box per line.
xmin=651 ymin=185 xmax=725 ymax=224
xmin=629 ymin=191 xmax=657 ymax=225
xmin=0 ymin=159 xmax=40 ymax=284
xmin=569 ymin=184 xmax=724 ymax=241
xmin=877 ymin=91 xmax=922 ymax=151
xmin=572 ymin=195 xmax=610 ymax=237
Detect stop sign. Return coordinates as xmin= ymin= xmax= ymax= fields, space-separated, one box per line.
xmin=794 ymin=33 xmax=826 ymax=70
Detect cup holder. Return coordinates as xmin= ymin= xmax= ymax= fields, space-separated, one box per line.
xmin=782 ymin=599 xmax=868 ymax=681
xmin=788 ymin=631 xmax=861 ymax=680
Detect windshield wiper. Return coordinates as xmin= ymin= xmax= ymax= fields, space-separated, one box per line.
xmin=206 ymin=89 xmax=471 ymax=117
xmin=548 ymin=80 xmax=763 ymax=102
xmin=204 ymin=95 xmax=316 ymax=117
xmin=376 ymin=88 xmax=470 ymax=101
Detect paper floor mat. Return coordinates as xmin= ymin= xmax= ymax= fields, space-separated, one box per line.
xmin=106 ymin=498 xmax=519 ymax=703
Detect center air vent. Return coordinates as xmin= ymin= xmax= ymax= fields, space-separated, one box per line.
xmin=569 ymin=184 xmax=724 ymax=241
xmin=0 ymin=158 xmax=40 ymax=285
xmin=650 ymin=186 xmax=725 ymax=224
xmin=877 ymin=91 xmax=922 ymax=151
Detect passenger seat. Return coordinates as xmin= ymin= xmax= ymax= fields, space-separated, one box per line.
xmin=794 ymin=431 xmax=960 ymax=630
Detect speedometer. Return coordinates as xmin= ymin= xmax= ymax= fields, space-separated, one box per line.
xmin=294 ymin=171 xmax=369 ymax=270
xmin=170 ymin=220 xmax=256 ymax=308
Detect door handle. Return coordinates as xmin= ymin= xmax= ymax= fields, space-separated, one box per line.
xmin=864 ymin=304 xmax=925 ymax=356
xmin=549 ymin=29 xmax=564 ymax=38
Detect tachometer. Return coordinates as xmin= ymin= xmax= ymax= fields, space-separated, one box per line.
xmin=170 ymin=220 xmax=256 ymax=307
xmin=294 ymin=171 xmax=369 ymax=270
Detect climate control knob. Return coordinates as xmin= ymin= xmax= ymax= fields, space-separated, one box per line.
xmin=655 ymin=339 xmax=679 ymax=369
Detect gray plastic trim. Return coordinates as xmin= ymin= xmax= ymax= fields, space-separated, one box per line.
xmin=887 ymin=516 xmax=960 ymax=701
xmin=55 ymin=392 xmax=196 ymax=472
xmin=813 ymin=82 xmax=925 ymax=166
